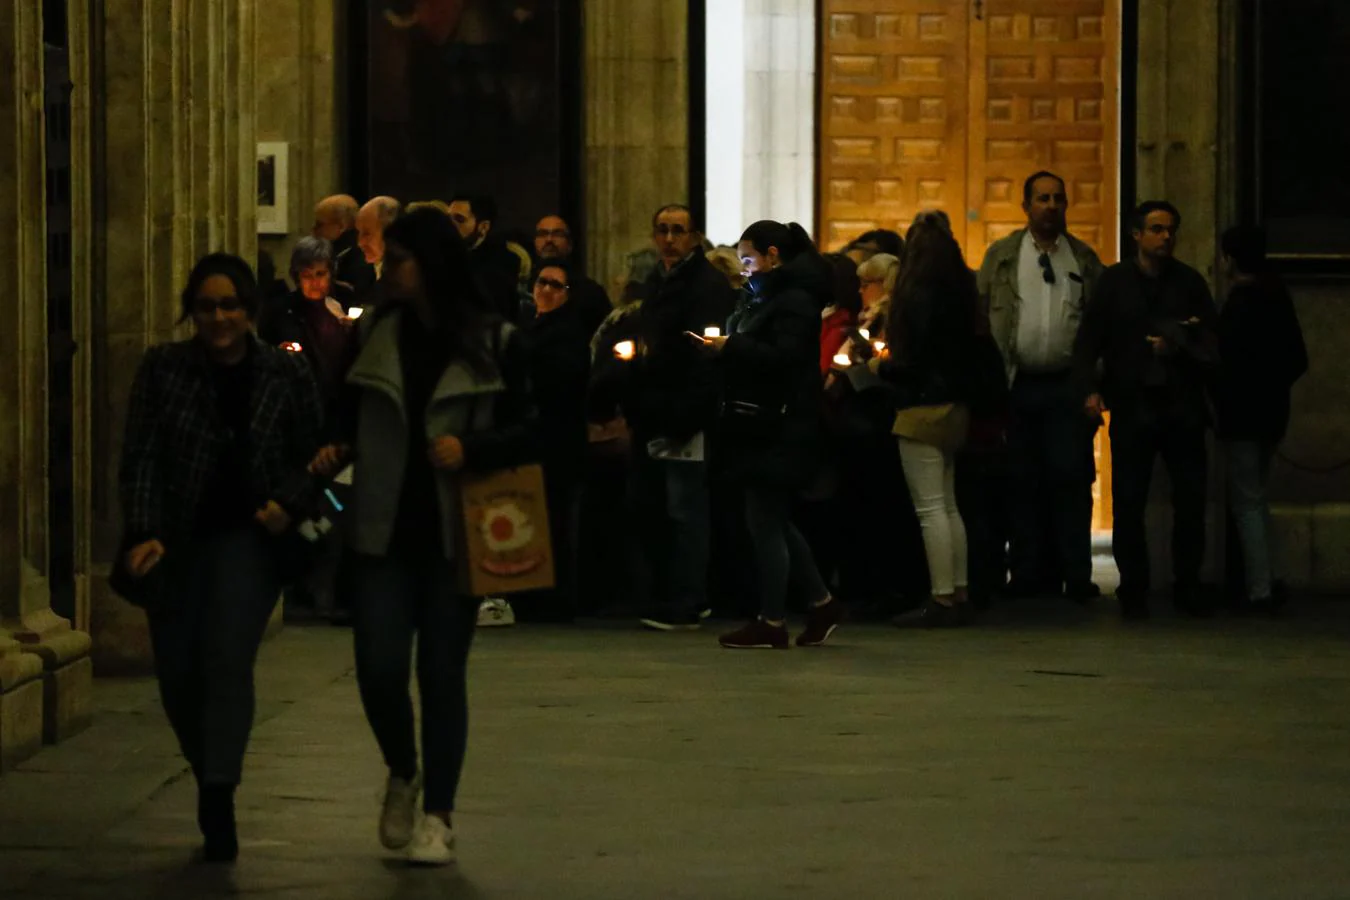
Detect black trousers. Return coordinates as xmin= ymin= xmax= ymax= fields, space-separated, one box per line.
xmin=148 ymin=528 xmax=280 ymax=787
xmin=350 ymin=551 xmax=478 ymax=813
xmin=1108 ymin=401 xmax=1208 ymax=596
xmin=1007 ymin=371 xmax=1097 ymax=590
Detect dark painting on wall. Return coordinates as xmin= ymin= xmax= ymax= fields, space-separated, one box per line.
xmin=365 ymin=0 xmax=573 ymax=241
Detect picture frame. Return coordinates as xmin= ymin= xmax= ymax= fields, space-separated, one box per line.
xmin=256 ymin=141 xmax=289 ymax=235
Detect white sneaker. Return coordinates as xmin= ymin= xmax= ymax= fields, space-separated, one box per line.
xmin=379 ymin=772 xmax=421 ymax=850
xmin=406 ymin=814 xmax=456 ymax=866
xmin=477 ymin=597 xmax=516 ymax=627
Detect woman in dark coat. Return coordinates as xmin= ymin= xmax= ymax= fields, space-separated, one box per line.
xmin=117 ymin=254 xmax=323 ymax=863
xmin=310 ymin=208 xmax=537 ymax=865
xmin=710 ymin=220 xmax=841 ymax=649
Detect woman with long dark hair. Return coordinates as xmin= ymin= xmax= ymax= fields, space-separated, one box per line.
xmin=117 ymin=254 xmax=323 ymax=862
xmin=311 ymin=207 xmax=536 ymax=864
xmin=710 ymin=220 xmax=841 ymax=649
xmin=882 ymin=214 xmax=981 ymax=627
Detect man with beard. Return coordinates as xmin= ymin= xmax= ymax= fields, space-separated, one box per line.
xmin=449 ymin=193 xmax=523 ymax=321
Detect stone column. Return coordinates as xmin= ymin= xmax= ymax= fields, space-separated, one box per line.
xmin=583 ymin=0 xmax=689 ymax=288
xmin=0 ymin=0 xmax=93 ymax=767
xmin=257 ymin=0 xmax=343 ymax=267
xmin=1134 ymin=0 xmax=1226 ymax=587
xmin=86 ymin=0 xmax=259 ymax=673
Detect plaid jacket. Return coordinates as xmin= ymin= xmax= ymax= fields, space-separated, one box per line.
xmin=118 ymin=335 xmax=324 ymax=544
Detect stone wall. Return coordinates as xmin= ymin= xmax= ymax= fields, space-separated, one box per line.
xmin=255 ymin=0 xmax=344 ymax=279
xmin=0 ymin=0 xmax=92 ymax=771
xmin=583 ymin=0 xmax=689 ymax=290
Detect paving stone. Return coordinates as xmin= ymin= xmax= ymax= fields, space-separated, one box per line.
xmin=5 ymin=601 xmax=1350 ymax=898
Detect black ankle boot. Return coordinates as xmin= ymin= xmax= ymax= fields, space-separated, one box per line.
xmin=198 ymin=784 xmax=239 ymax=863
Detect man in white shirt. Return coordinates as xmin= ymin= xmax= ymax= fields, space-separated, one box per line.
xmin=978 ymin=171 xmax=1105 ymax=601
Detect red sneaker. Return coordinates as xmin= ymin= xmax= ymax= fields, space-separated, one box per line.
xmin=718 ymin=619 xmax=790 ymax=649
xmin=796 ymin=598 xmax=843 ymax=647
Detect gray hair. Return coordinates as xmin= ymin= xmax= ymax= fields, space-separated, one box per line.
xmin=856 ymin=252 xmax=901 ymax=294
xmin=289 ymin=236 xmax=334 ymax=277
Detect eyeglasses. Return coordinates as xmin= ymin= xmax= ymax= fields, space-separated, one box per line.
xmin=654 ymin=224 xmax=690 ymax=238
xmin=536 ymin=277 xmax=569 ymax=291
xmin=535 ymin=228 xmax=569 ymax=240
xmin=1037 ymin=252 xmax=1056 ymax=285
xmin=193 ymin=297 xmax=245 ymax=316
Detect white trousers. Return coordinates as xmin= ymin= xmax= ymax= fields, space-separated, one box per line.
xmin=897 ymin=437 xmax=968 ymax=595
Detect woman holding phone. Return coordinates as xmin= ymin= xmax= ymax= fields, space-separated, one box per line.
xmin=707 ymin=220 xmax=841 ymax=649
xmin=310 ymin=207 xmax=536 ymax=865
xmin=117 ymin=253 xmax=324 ymax=863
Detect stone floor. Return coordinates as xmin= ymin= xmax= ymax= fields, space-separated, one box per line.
xmin=4 ymin=598 xmax=1350 ymax=899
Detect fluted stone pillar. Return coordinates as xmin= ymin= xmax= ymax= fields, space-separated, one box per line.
xmin=583 ymin=0 xmax=690 ymax=288
xmin=0 ymin=0 xmax=93 ymax=768
xmin=256 ymin=0 xmax=343 ymax=267
xmin=87 ymin=0 xmax=259 ymax=673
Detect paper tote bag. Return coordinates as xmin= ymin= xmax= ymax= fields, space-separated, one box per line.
xmin=457 ymin=464 xmax=556 ymax=597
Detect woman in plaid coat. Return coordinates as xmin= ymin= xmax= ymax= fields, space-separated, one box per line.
xmin=117 ymin=253 xmax=323 ymax=863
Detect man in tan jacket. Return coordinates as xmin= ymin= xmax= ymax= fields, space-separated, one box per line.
xmin=977 ymin=171 xmax=1105 ymax=602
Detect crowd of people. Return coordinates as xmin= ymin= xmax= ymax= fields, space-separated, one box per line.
xmin=111 ymin=172 xmax=1307 ymax=864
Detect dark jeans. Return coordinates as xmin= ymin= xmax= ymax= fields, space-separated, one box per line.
xmin=1109 ymin=401 xmax=1208 ymax=595
xmin=147 ymin=527 xmax=280 ymax=787
xmin=350 ymin=551 xmax=478 ymax=813
xmin=577 ymin=453 xmax=646 ymax=616
xmin=1007 ymin=371 xmax=1097 ymax=589
xmin=629 ymin=454 xmax=710 ymax=618
xmin=744 ymin=488 xmax=830 ymax=621
xmin=956 ymin=445 xmax=1012 ymax=607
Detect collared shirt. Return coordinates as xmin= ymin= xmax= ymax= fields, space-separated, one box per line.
xmin=1015 ymin=232 xmax=1082 ymax=371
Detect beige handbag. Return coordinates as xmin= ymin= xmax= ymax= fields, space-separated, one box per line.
xmin=892 ymin=403 xmax=970 ymax=453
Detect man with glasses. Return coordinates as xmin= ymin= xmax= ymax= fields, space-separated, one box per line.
xmin=977 ymin=171 xmax=1105 ymax=603
xmin=590 ymin=203 xmax=737 ymax=631
xmin=532 ymin=214 xmax=611 ymax=335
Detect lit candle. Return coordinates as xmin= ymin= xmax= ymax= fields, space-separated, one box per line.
xmin=347 ymin=307 xmax=364 ymax=320
xmin=704 ymin=326 xmax=721 ymax=338
xmin=873 ymin=340 xmax=886 ymax=354
xmin=832 ymin=352 xmax=851 ymax=367
xmin=858 ymin=327 xmax=870 ymax=341
xmin=614 ymin=340 xmax=636 ymax=361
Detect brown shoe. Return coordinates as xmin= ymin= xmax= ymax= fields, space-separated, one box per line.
xmin=796 ymin=598 xmax=843 ymax=647
xmin=719 ymin=619 xmax=790 ymax=649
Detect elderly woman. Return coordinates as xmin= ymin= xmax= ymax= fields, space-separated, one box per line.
xmin=855 ymin=251 xmax=900 ymax=340
xmin=117 ymin=254 xmax=323 ymax=862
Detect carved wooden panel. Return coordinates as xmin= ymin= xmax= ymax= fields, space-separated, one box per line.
xmin=819 ymin=1 xmax=971 ymax=249
xmin=968 ymin=0 xmax=1119 ymax=266
xmin=818 ymin=0 xmax=1119 ymax=269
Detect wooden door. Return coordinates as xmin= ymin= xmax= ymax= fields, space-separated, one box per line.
xmin=818 ymin=0 xmax=1118 ymax=265
xmin=966 ymin=0 xmax=1119 ymax=265
xmin=818 ymin=1 xmax=972 ymax=249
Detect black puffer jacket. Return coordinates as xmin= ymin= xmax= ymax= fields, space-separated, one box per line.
xmin=716 ymin=253 xmax=831 ymax=490
xmin=589 ymin=249 xmax=737 ymax=444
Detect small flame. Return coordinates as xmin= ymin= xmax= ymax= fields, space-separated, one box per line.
xmin=347 ymin=307 xmax=364 ymax=320
xmin=704 ymin=326 xmax=721 ymax=338
xmin=832 ymin=352 xmax=851 ymax=367
xmin=614 ymin=340 xmax=636 ymax=361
